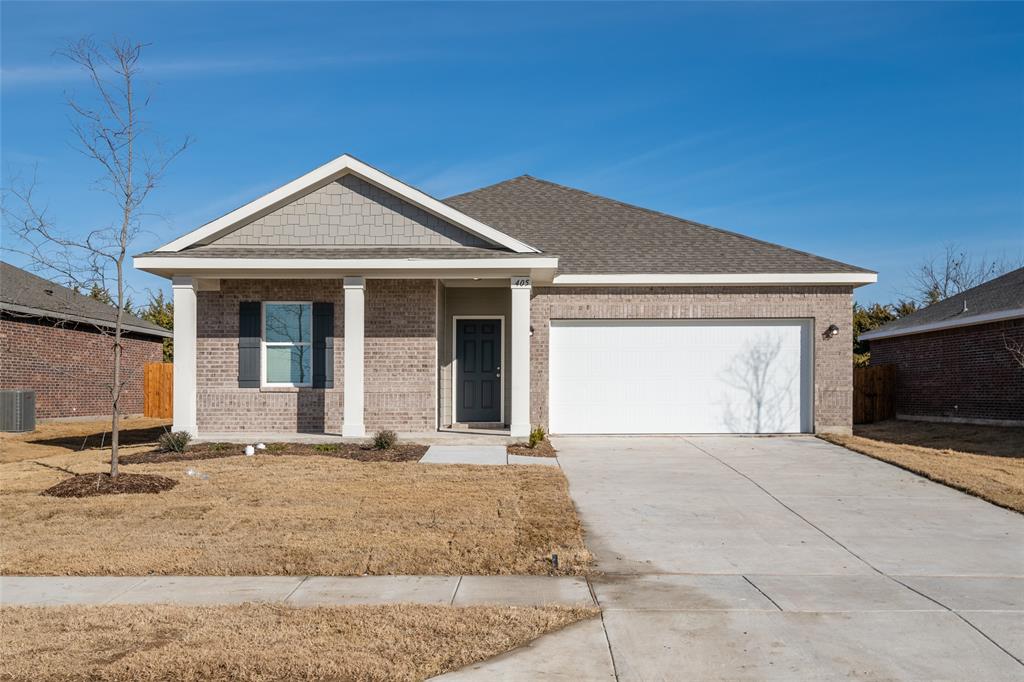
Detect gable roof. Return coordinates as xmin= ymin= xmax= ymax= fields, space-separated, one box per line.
xmin=156 ymin=154 xmax=540 ymax=254
xmin=444 ymin=175 xmax=875 ymax=281
xmin=0 ymin=262 xmax=171 ymax=338
xmin=861 ymin=267 xmax=1024 ymax=341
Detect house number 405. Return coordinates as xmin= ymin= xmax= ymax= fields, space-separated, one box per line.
xmin=512 ymin=278 xmax=531 ymax=287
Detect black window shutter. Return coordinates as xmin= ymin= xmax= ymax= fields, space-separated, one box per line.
xmin=238 ymin=302 xmax=261 ymax=388
xmin=312 ymin=302 xmax=334 ymax=389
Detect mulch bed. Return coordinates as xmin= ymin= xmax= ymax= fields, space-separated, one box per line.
xmin=41 ymin=473 xmax=178 ymax=498
xmin=507 ymin=438 xmax=557 ymax=458
xmin=119 ymin=442 xmax=429 ymax=465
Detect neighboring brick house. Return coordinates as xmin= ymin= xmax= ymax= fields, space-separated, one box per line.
xmin=135 ymin=155 xmax=875 ymax=437
xmin=0 ymin=262 xmax=170 ymax=419
xmin=862 ymin=268 xmax=1024 ymax=425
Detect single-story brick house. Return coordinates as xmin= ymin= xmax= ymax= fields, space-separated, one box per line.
xmin=134 ymin=155 xmax=875 ymax=438
xmin=0 ymin=261 xmax=171 ymax=419
xmin=861 ymin=267 xmax=1024 ymax=425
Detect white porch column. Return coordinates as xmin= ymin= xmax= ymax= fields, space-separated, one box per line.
xmin=510 ymin=276 xmax=532 ymax=437
xmin=171 ymin=276 xmax=197 ymax=435
xmin=342 ymin=276 xmax=366 ymax=437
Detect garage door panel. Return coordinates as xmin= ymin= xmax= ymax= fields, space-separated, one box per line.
xmin=549 ymin=320 xmax=811 ymax=434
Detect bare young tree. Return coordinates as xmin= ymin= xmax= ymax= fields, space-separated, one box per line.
xmin=1006 ymin=334 xmax=1024 ymax=369
xmin=4 ymin=38 xmax=189 ymax=477
xmin=906 ymin=243 xmax=1020 ymax=305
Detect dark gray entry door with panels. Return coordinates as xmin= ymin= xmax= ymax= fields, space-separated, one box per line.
xmin=456 ymin=319 xmax=502 ymax=423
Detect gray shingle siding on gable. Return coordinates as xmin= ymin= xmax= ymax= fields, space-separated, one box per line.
xmin=212 ymin=174 xmax=492 ymax=248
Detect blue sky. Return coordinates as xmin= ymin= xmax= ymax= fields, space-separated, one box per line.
xmin=3 ymin=1 xmax=1022 ymax=304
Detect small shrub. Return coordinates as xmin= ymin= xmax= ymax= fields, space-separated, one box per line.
xmin=313 ymin=443 xmax=340 ymax=453
xmin=528 ymin=426 xmax=546 ymax=449
xmin=158 ymin=430 xmax=192 ymax=453
xmin=373 ymin=429 xmax=398 ymax=450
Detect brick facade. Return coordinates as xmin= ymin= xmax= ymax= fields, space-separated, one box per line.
xmin=0 ymin=315 xmax=164 ymax=419
xmin=364 ymin=280 xmax=437 ymax=431
xmin=528 ymin=286 xmax=855 ymax=433
xmin=195 ymin=278 xmax=437 ymax=433
xmin=869 ymin=319 xmax=1024 ymax=424
xmin=190 ymin=281 xmax=855 ymax=434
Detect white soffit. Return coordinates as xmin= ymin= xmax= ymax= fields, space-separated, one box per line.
xmin=155 ymin=154 xmax=540 ymax=254
xmin=551 ymin=272 xmax=878 ymax=286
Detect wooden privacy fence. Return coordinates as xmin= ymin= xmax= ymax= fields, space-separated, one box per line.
xmin=143 ymin=362 xmax=173 ymax=419
xmin=853 ymin=364 xmax=895 ymax=424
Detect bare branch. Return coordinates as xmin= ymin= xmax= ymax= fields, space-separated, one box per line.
xmin=5 ymin=37 xmax=189 ymax=476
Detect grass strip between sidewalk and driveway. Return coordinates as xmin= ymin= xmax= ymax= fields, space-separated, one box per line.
xmin=820 ymin=420 xmax=1024 ymax=513
xmin=1 ymin=450 xmax=593 ymax=576
xmin=0 ymin=603 xmax=597 ymax=682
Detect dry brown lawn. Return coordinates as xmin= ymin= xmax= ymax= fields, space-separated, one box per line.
xmin=0 ymin=416 xmax=170 ymax=464
xmin=0 ymin=603 xmax=597 ymax=681
xmin=1 ymin=448 xmax=592 ymax=576
xmin=821 ymin=420 xmax=1024 ymax=513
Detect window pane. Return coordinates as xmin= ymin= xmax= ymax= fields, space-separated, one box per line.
xmin=265 ymin=303 xmax=310 ymax=343
xmin=266 ymin=345 xmax=311 ymax=384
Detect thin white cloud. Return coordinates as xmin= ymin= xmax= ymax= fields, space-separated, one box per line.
xmin=2 ymin=50 xmax=437 ymax=90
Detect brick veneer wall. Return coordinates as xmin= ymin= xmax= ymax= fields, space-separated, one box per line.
xmin=197 ymin=280 xmax=345 ymax=432
xmin=195 ymin=278 xmax=437 ymax=433
xmin=364 ymin=280 xmax=437 ymax=431
xmin=0 ymin=315 xmax=163 ymax=419
xmin=869 ymin=318 xmax=1024 ymax=423
xmin=528 ymin=286 xmax=855 ymax=434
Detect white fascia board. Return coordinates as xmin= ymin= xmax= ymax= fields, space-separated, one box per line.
xmin=551 ymin=272 xmax=878 ymax=286
xmin=155 ymin=155 xmax=539 ymax=254
xmin=860 ymin=307 xmax=1024 ymax=341
xmin=134 ymin=255 xmax=558 ymax=273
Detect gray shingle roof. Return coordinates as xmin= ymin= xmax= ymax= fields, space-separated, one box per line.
xmin=444 ymin=175 xmax=872 ymax=275
xmin=0 ymin=261 xmax=171 ymax=338
xmin=865 ymin=267 xmax=1024 ymax=338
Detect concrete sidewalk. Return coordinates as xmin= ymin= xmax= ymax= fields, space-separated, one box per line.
xmin=0 ymin=575 xmax=593 ymax=608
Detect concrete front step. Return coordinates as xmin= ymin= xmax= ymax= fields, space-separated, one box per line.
xmin=0 ymin=575 xmax=594 ymax=608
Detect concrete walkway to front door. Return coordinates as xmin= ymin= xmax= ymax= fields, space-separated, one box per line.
xmin=453 ymin=435 xmax=1024 ymax=681
xmin=419 ymin=445 xmax=559 ymax=466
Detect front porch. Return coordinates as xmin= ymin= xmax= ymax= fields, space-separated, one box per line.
xmin=168 ymin=273 xmax=539 ymax=440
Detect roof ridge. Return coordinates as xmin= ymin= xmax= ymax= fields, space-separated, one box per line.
xmin=512 ymin=175 xmax=873 ymax=273
xmin=443 ymin=174 xmax=534 ymax=202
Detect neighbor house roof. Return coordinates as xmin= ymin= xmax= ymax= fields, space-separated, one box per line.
xmin=861 ymin=267 xmax=1024 ymax=341
xmin=0 ymin=261 xmax=172 ymax=338
xmin=445 ymin=175 xmax=875 ymax=280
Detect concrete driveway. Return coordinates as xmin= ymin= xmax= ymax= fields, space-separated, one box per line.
xmin=556 ymin=436 xmax=1024 ymax=680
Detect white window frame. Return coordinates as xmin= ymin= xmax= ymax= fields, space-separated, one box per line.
xmin=261 ymin=301 xmax=313 ymax=388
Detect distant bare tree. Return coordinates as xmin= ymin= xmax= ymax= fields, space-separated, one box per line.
xmin=1006 ymin=334 xmax=1024 ymax=369
xmin=3 ymin=38 xmax=190 ymax=477
xmin=906 ymin=244 xmax=1020 ymax=306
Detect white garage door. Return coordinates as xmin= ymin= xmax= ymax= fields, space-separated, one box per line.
xmin=549 ymin=319 xmax=813 ymax=434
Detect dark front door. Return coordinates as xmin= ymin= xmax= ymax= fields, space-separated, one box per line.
xmin=456 ymin=318 xmax=502 ymax=423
